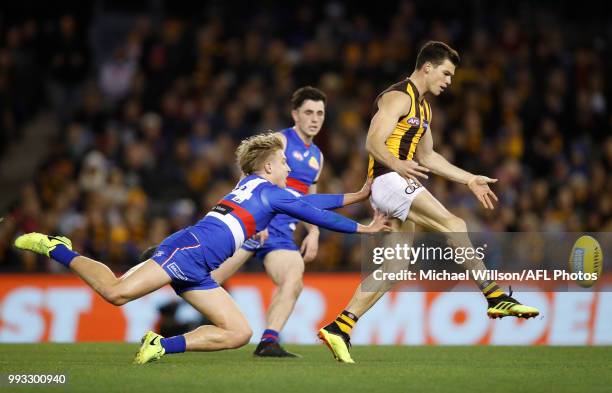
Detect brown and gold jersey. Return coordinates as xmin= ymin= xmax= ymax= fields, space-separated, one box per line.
xmin=368 ymin=78 xmax=432 ymax=178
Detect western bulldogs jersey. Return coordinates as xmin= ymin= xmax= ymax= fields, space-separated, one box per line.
xmin=282 ymin=127 xmax=322 ymax=195
xmin=191 ymin=175 xmax=355 ymax=270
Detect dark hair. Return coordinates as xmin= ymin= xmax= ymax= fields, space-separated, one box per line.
xmin=291 ymin=86 xmax=326 ymax=109
xmin=415 ymin=41 xmax=460 ymax=70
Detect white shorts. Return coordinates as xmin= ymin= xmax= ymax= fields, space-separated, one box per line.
xmin=370 ymin=172 xmax=426 ymax=221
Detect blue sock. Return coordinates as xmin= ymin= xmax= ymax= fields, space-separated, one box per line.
xmin=49 ymin=244 xmax=80 ymax=267
xmin=260 ymin=329 xmax=279 ymax=343
xmin=160 ymin=335 xmax=186 ymax=354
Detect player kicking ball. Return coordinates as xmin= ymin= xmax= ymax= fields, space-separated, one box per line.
xmin=15 ymin=133 xmax=390 ymax=364
xmin=318 ymin=41 xmax=539 ymax=363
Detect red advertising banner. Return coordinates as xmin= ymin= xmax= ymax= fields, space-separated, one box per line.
xmin=0 ymin=274 xmax=611 ymax=345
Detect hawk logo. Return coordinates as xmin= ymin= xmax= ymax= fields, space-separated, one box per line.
xmin=292 ymin=151 xmax=304 ymax=161
xmin=407 ymin=117 xmax=420 ymax=127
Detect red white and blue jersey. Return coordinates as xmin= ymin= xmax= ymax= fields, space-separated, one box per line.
xmin=190 ymin=175 xmax=355 ymax=270
xmin=255 ymin=127 xmax=322 ymax=243
xmin=241 ymin=127 xmax=325 ymax=257
xmin=282 ymin=127 xmax=322 ymax=195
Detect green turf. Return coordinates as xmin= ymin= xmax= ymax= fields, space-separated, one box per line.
xmin=0 ymin=344 xmax=610 ymax=393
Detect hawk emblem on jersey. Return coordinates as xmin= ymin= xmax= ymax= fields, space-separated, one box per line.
xmin=308 ymin=156 xmax=320 ymax=170
xmin=407 ymin=117 xmax=420 ymax=127
xmin=304 ymin=151 xmax=310 ymax=157
xmin=292 ymin=151 xmax=304 ymax=161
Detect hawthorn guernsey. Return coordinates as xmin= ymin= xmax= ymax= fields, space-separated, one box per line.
xmin=193 ymin=174 xmax=356 ymax=271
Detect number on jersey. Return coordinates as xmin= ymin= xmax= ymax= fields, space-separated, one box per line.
xmin=230 ymin=178 xmax=267 ymax=203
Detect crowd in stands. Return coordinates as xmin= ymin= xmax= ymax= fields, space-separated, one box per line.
xmin=1 ymin=1 xmax=610 ymax=273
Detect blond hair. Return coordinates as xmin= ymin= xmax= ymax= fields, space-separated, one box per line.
xmin=236 ymin=132 xmax=284 ymax=175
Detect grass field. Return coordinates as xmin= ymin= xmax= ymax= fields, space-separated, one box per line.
xmin=0 ymin=344 xmax=610 ymax=393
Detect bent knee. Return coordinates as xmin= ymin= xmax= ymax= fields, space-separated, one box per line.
xmin=279 ymin=276 xmax=303 ymax=296
xmin=230 ymin=326 xmax=252 ymax=348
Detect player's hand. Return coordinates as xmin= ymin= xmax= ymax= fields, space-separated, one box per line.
xmin=356 ymin=177 xmax=373 ymax=201
xmin=253 ymin=228 xmax=269 ymax=245
xmin=392 ymin=159 xmax=429 ymax=182
xmin=467 ymin=175 xmax=499 ymax=210
xmin=358 ymin=210 xmax=392 ymax=233
xmin=300 ymin=229 xmax=319 ymax=263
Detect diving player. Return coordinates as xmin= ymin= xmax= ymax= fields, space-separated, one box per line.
xmin=14 ymin=133 xmax=390 ymax=365
xmin=211 ymin=86 xmax=329 ymax=357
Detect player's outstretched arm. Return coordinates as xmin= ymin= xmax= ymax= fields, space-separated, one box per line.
xmin=301 ymin=177 xmax=372 ymax=210
xmin=341 ymin=177 xmax=372 ymax=206
xmin=358 ymin=210 xmax=391 ymax=234
xmin=298 ymin=178 xmax=374 ymax=261
xmin=415 ymin=126 xmax=498 ymax=209
xmin=264 ymin=187 xmax=390 ymax=233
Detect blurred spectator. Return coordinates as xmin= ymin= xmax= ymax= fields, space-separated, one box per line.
xmin=99 ymin=46 xmax=137 ymax=104
xmin=47 ymin=15 xmax=90 ymax=121
xmin=1 ymin=1 xmax=611 ymax=272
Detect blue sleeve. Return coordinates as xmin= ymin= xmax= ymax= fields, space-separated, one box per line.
xmin=261 ymin=188 xmax=357 ymax=233
xmin=301 ymin=194 xmax=344 ymax=210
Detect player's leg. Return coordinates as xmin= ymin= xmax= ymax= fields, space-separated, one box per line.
xmin=134 ymin=230 xmax=254 ymax=364
xmin=181 ymin=288 xmax=253 ymax=350
xmin=72 ymin=257 xmax=171 ymax=306
xmin=264 ymin=250 xmax=304 ymax=331
xmin=318 ymin=218 xmax=412 ymax=363
xmin=211 ymin=248 xmax=254 ymax=285
xmin=14 ymin=232 xmax=170 ymax=306
xmin=408 ymin=190 xmax=539 ymax=318
xmin=254 ymin=249 xmax=304 ymax=357
xmin=318 ymin=172 xmax=420 ymax=363
xmin=134 ymin=286 xmax=252 ymax=364
xmin=343 ymin=219 xmax=413 ymax=316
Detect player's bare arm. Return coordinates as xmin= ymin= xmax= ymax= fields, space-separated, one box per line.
xmin=366 ymin=91 xmax=429 ymax=181
xmin=301 ymin=181 xmax=320 ymax=262
xmin=341 ymin=177 xmax=372 ymax=206
xmin=300 ymin=154 xmax=323 ymax=262
xmin=414 ymin=126 xmax=498 ymax=209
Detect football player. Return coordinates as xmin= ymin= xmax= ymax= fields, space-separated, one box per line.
xmin=15 ymin=133 xmax=390 ymax=364
xmin=318 ymin=41 xmax=539 ymax=363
